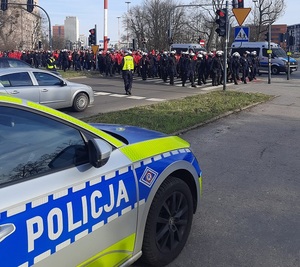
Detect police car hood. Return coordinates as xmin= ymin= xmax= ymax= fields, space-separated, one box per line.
xmin=89 ymin=123 xmax=167 ymax=144
xmin=279 ymin=57 xmax=297 ymax=63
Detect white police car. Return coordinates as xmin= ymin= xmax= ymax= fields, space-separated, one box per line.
xmin=0 ymin=94 xmax=202 ymax=267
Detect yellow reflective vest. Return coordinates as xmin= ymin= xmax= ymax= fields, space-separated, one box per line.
xmin=47 ymin=57 xmax=56 ymax=69
xmin=122 ymin=55 xmax=134 ymax=71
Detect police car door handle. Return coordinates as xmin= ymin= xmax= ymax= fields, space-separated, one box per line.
xmin=0 ymin=224 xmax=16 ymax=242
xmin=10 ymin=90 xmax=20 ymax=95
xmin=41 ymin=89 xmax=48 ymax=92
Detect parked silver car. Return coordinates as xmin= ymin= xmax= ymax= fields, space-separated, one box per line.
xmin=0 ymin=68 xmax=94 ymax=111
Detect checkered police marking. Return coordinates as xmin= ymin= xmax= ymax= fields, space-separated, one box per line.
xmin=139 ymin=167 xmax=159 ymax=188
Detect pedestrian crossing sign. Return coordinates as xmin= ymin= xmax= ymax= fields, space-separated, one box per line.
xmin=234 ymin=27 xmax=249 ymax=42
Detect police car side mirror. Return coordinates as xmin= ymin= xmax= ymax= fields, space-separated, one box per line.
xmin=88 ymin=138 xmax=112 ymax=168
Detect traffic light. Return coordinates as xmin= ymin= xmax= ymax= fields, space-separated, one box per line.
xmin=215 ymin=9 xmax=227 ymax=37
xmin=27 ymin=0 xmax=34 ymax=13
xmin=237 ymin=0 xmax=244 ymax=8
xmin=279 ymin=33 xmax=284 ymax=42
xmin=288 ymin=35 xmax=295 ymax=46
xmin=232 ymin=0 xmax=237 ymax=8
xmin=1 ymin=0 xmax=8 ymax=11
xmin=88 ymin=28 xmax=96 ymax=46
xmin=265 ymin=32 xmax=269 ymax=41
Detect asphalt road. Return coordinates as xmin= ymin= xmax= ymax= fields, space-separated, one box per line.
xmin=164 ymin=76 xmax=300 ymax=267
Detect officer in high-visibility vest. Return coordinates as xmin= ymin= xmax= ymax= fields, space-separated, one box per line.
xmin=121 ymin=50 xmax=134 ymax=95
xmin=46 ymin=52 xmax=56 ymax=71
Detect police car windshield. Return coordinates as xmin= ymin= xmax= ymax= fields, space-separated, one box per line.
xmin=272 ymin=48 xmax=287 ymax=58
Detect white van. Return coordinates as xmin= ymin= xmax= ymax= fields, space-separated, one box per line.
xmin=231 ymin=41 xmax=298 ymax=75
xmin=170 ymin=43 xmax=206 ymax=54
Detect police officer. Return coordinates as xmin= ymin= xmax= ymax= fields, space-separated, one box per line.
xmin=230 ymin=52 xmax=241 ymax=85
xmin=210 ymin=51 xmax=223 ymax=86
xmin=240 ymin=51 xmax=249 ymax=84
xmin=196 ymin=53 xmax=206 ymax=86
xmin=168 ymin=50 xmax=177 ymax=85
xmin=46 ymin=52 xmax=56 ymax=71
xmin=139 ymin=52 xmax=149 ymax=80
xmin=250 ymin=51 xmax=259 ymax=80
xmin=121 ymin=50 xmax=134 ymax=95
xmin=160 ymin=51 xmax=169 ymax=82
xmin=105 ymin=51 xmax=113 ymax=77
xmin=180 ymin=52 xmax=189 ymax=87
xmin=205 ymin=52 xmax=214 ymax=80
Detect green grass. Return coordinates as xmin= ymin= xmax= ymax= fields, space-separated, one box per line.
xmin=83 ymin=91 xmax=272 ymax=134
xmin=58 ymin=69 xmax=100 ymax=79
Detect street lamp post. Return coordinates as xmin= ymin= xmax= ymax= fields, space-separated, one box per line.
xmin=117 ymin=16 xmax=121 ymax=49
xmin=125 ymin=1 xmax=131 ymax=49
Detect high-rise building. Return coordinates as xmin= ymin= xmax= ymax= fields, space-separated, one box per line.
xmin=0 ymin=0 xmax=42 ymax=50
xmin=53 ymin=25 xmax=65 ymax=39
xmin=64 ymin=16 xmax=79 ymax=44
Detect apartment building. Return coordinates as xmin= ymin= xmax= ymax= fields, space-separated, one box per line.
xmin=0 ymin=0 xmax=42 ymax=50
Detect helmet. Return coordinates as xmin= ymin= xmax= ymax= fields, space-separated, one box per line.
xmin=190 ymin=52 xmax=195 ymax=56
xmin=197 ymin=53 xmax=203 ymax=58
xmin=171 ymin=50 xmax=176 ymax=54
xmin=251 ymin=51 xmax=257 ymax=55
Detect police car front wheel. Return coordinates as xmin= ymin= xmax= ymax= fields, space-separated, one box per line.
xmin=73 ymin=92 xmax=89 ymax=112
xmin=141 ymin=176 xmax=193 ymax=266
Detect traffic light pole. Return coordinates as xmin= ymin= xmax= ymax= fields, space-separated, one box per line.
xmin=223 ymin=0 xmax=229 ymax=91
xmin=268 ymin=24 xmax=271 ymax=84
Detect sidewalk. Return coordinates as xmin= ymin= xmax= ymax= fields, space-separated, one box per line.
xmin=226 ymin=75 xmax=300 ymax=118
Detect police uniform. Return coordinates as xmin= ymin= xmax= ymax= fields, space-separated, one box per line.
xmin=46 ymin=53 xmax=56 ymax=70
xmin=167 ymin=51 xmax=177 ymax=85
xmin=240 ymin=51 xmax=249 ymax=84
xmin=121 ymin=51 xmax=134 ymax=95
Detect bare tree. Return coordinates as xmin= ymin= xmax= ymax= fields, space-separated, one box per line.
xmin=0 ymin=4 xmax=43 ymax=51
xmin=251 ymin=0 xmax=286 ymax=41
xmin=124 ymin=0 xmax=188 ymax=51
xmin=0 ymin=8 xmax=20 ymax=50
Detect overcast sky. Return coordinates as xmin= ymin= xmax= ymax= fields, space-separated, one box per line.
xmin=39 ymin=0 xmax=297 ymax=43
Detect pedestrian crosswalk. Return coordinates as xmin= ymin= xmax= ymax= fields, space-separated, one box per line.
xmin=93 ymin=91 xmax=167 ymax=102
xmin=93 ymin=74 xmax=223 ymax=102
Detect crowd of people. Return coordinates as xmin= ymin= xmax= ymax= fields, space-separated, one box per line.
xmin=0 ymin=48 xmax=260 ymax=87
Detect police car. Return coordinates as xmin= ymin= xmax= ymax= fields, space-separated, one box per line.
xmin=0 ymin=94 xmax=202 ymax=267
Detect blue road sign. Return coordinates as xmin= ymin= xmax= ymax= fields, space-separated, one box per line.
xmin=234 ymin=27 xmax=250 ymax=42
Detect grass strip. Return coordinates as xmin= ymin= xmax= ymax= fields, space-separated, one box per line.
xmin=83 ymin=91 xmax=272 ymax=134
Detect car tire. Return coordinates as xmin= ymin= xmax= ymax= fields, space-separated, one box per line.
xmin=271 ymin=66 xmax=279 ymax=75
xmin=73 ymin=93 xmax=89 ymax=112
xmin=141 ymin=176 xmax=193 ymax=266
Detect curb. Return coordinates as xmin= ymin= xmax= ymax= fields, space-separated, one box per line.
xmin=173 ymin=95 xmax=278 ymax=136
